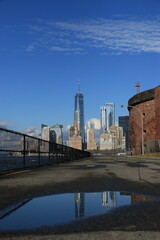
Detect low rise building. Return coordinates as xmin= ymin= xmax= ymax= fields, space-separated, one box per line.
xmin=87 ymin=128 xmax=97 ymax=150
xmin=68 ymin=121 xmax=82 ymax=150
xmin=100 ymin=126 xmax=125 ymax=150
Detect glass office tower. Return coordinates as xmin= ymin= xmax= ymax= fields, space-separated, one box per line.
xmin=74 ymin=93 xmax=85 ymax=144
xmin=107 ymin=103 xmax=115 ymax=128
xmin=118 ymin=115 xmax=130 ymax=151
xmin=100 ymin=106 xmax=107 ymax=133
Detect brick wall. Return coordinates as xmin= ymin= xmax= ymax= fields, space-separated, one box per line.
xmin=155 ymin=86 xmax=160 ymax=140
xmin=129 ymin=85 xmax=160 ymax=154
xmin=68 ymin=136 xmax=82 ymax=150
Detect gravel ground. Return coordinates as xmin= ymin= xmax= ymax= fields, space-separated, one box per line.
xmin=0 ymin=154 xmax=160 ymax=239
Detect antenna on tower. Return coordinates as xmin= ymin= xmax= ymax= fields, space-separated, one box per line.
xmin=78 ymin=79 xmax=80 ymax=93
xmin=135 ymin=82 xmax=140 ymax=94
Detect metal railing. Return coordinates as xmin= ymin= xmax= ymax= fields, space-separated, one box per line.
xmin=0 ymin=128 xmax=90 ymax=173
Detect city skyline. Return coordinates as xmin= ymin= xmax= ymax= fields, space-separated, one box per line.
xmin=0 ymin=0 xmax=160 ymax=135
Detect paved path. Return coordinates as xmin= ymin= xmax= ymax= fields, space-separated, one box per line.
xmin=0 ymin=154 xmax=160 ymax=239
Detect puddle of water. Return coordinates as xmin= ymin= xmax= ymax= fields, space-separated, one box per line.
xmin=0 ymin=191 xmax=160 ymax=231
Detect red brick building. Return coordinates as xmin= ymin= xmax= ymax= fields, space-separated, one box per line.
xmin=68 ymin=120 xmax=82 ymax=150
xmin=128 ymin=85 xmax=160 ymax=154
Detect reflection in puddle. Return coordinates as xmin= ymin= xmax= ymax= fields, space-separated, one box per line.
xmin=0 ymin=191 xmax=160 ymax=231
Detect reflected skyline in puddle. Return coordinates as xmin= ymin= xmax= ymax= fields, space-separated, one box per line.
xmin=0 ymin=191 xmax=160 ymax=231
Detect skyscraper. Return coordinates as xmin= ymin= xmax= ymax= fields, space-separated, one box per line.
xmin=105 ymin=103 xmax=115 ymax=128
xmin=41 ymin=124 xmax=50 ymax=152
xmin=74 ymin=92 xmax=85 ymax=145
xmin=119 ymin=115 xmax=130 ymax=151
xmin=41 ymin=124 xmax=50 ymax=141
xmin=100 ymin=106 xmax=107 ymax=133
xmin=100 ymin=103 xmax=115 ymax=132
xmin=50 ymin=124 xmax=63 ymax=145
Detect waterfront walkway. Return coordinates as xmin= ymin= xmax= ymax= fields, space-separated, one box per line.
xmin=0 ymin=154 xmax=160 ymax=239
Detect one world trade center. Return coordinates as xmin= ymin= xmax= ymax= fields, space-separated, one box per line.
xmin=74 ymin=89 xmax=85 ymax=147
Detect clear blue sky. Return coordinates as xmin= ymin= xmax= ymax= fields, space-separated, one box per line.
xmin=0 ymin=0 xmax=160 ymax=134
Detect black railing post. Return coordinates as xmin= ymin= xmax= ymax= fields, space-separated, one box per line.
xmin=23 ymin=135 xmax=26 ymax=169
xmin=49 ymin=142 xmax=50 ymax=164
xmin=38 ymin=139 xmax=40 ymax=166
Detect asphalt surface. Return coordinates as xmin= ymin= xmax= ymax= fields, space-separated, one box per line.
xmin=0 ymin=154 xmax=160 ymax=239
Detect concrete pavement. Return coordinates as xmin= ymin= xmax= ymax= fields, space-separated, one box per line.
xmin=0 ymin=154 xmax=160 ymax=239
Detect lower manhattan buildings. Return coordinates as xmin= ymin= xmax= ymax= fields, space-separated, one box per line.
xmin=99 ymin=125 xmax=125 ymax=150
xmin=40 ymin=86 xmax=160 ymax=155
xmin=41 ymin=123 xmax=63 ymax=146
xmin=99 ymin=103 xmax=125 ymax=151
xmin=40 ymin=100 xmax=127 ymax=152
